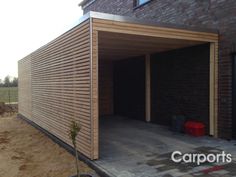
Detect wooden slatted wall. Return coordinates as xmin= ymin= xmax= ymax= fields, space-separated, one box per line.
xmin=18 ymin=55 xmax=32 ymax=119
xmin=19 ymin=20 xmax=93 ymax=159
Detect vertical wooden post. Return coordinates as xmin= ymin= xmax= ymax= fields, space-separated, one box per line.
xmin=145 ymin=54 xmax=151 ymax=122
xmin=214 ymin=42 xmax=219 ymax=138
xmin=91 ymin=21 xmax=99 ymax=160
xmin=209 ymin=42 xmax=218 ymax=137
xmin=209 ymin=43 xmax=215 ymax=136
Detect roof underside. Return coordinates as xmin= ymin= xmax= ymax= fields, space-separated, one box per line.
xmin=21 ymin=11 xmax=218 ymax=62
xmin=98 ymin=31 xmax=206 ymax=60
xmin=90 ymin=12 xmax=217 ymax=60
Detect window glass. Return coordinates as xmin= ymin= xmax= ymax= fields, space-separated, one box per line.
xmin=137 ymin=0 xmax=150 ymax=6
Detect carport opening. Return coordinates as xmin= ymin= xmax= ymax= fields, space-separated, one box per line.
xmin=98 ymin=31 xmax=210 ymax=151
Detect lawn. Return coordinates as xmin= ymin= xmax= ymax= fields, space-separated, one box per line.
xmin=0 ymin=115 xmax=98 ymax=177
xmin=0 ymin=87 xmax=18 ymax=103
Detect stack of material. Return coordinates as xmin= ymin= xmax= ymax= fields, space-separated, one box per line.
xmin=0 ymin=102 xmax=5 ymax=116
xmin=171 ymin=115 xmax=186 ymax=133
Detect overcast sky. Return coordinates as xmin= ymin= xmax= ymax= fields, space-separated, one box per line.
xmin=0 ymin=0 xmax=83 ymax=80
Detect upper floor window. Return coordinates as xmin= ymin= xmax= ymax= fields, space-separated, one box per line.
xmin=136 ymin=0 xmax=150 ymax=6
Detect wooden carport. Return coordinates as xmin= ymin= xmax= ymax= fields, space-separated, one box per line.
xmin=18 ymin=11 xmax=218 ymax=160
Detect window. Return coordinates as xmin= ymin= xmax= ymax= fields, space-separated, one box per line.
xmin=136 ymin=0 xmax=150 ymax=6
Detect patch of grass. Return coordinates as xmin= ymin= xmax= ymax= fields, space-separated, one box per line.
xmin=0 ymin=87 xmax=18 ymax=103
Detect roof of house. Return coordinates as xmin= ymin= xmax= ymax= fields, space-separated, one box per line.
xmin=79 ymin=0 xmax=92 ymax=7
xmin=79 ymin=11 xmax=218 ymax=34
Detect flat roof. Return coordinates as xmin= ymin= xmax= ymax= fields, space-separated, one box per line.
xmin=79 ymin=11 xmax=218 ymax=34
xmin=19 ymin=11 xmax=218 ymax=61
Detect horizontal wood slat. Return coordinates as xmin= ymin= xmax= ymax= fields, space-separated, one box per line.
xmin=18 ymin=19 xmax=93 ymax=159
xmin=18 ymin=55 xmax=32 ymax=119
xmin=93 ymin=19 xmax=218 ymax=42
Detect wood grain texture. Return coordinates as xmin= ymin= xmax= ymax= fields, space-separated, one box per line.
xmin=19 ymin=20 xmax=94 ymax=159
xmin=18 ymin=55 xmax=32 ymax=119
xmin=209 ymin=42 xmax=219 ymax=137
xmin=98 ymin=31 xmax=206 ymax=60
xmin=91 ymin=29 xmax=99 ymax=159
xmin=93 ymin=19 xmax=218 ymax=42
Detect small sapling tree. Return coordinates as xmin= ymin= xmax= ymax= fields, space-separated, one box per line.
xmin=69 ymin=121 xmax=82 ymax=177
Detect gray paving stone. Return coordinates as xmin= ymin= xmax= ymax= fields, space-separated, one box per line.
xmin=93 ymin=117 xmax=236 ymax=177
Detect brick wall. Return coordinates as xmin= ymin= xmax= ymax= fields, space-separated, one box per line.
xmin=99 ymin=59 xmax=114 ymax=116
xmin=151 ymin=44 xmax=209 ymax=132
xmin=83 ymin=0 xmax=236 ymax=139
xmin=113 ymin=57 xmax=145 ymax=120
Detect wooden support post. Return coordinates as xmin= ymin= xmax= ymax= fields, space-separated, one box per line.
xmin=214 ymin=42 xmax=219 ymax=138
xmin=91 ymin=20 xmax=99 ymax=160
xmin=209 ymin=42 xmax=218 ymax=137
xmin=145 ymin=54 xmax=151 ymax=122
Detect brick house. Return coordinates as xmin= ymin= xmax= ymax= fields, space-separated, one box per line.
xmin=80 ymin=0 xmax=236 ymax=139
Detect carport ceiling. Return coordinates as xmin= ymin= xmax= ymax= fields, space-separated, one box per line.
xmin=98 ymin=31 xmax=206 ymax=60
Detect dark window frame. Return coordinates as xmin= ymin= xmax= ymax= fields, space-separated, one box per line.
xmin=134 ymin=0 xmax=152 ymax=10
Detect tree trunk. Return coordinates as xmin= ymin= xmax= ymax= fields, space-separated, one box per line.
xmin=74 ymin=142 xmax=80 ymax=177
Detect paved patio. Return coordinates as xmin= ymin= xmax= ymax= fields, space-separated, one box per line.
xmin=93 ymin=116 xmax=236 ymax=177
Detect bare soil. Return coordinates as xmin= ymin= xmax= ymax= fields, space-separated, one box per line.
xmin=0 ymin=115 xmax=98 ymax=177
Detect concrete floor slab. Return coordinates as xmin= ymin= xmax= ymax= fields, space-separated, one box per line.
xmin=93 ymin=116 xmax=236 ymax=177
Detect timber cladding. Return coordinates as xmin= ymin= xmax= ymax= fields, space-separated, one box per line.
xmin=19 ymin=19 xmax=94 ymax=159
xmin=18 ymin=12 xmax=219 ymax=160
xmin=18 ymin=55 xmax=32 ymax=119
